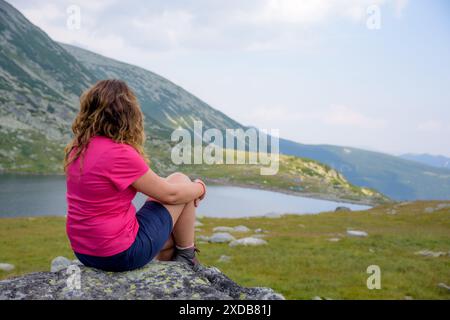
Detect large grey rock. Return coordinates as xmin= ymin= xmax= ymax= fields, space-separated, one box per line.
xmin=0 ymin=261 xmax=284 ymax=300
xmin=209 ymin=232 xmax=236 ymax=243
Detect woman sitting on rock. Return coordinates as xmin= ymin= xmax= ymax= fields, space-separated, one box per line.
xmin=64 ymin=79 xmax=205 ymax=272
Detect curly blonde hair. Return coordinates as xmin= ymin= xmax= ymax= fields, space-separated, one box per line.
xmin=64 ymin=79 xmax=149 ymax=172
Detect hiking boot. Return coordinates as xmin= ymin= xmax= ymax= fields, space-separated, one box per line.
xmin=172 ymin=246 xmax=200 ymax=270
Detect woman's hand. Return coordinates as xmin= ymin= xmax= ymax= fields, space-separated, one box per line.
xmin=194 ymin=179 xmax=206 ymax=207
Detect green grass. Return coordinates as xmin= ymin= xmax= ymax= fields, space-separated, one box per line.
xmin=1 ymin=201 xmax=449 ymax=299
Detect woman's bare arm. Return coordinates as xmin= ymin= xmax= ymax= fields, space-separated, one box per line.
xmin=132 ymin=169 xmax=204 ymax=205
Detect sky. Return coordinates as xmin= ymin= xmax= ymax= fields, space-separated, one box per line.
xmin=9 ymin=0 xmax=450 ymax=157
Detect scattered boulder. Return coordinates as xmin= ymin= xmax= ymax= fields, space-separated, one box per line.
xmin=386 ymin=209 xmax=397 ymax=215
xmin=346 ymin=230 xmax=368 ymax=237
xmin=229 ymin=237 xmax=267 ymax=247
xmin=213 ymin=226 xmax=235 ymax=233
xmin=312 ymin=296 xmax=333 ymax=300
xmin=233 ymin=225 xmax=251 ymax=233
xmin=251 ymin=234 xmax=267 ymax=239
xmin=436 ymin=203 xmax=450 ymax=210
xmin=254 ymin=228 xmax=268 ymax=233
xmin=209 ymin=233 xmax=236 ymax=243
xmin=0 ymin=260 xmax=284 ymax=300
xmin=335 ymin=206 xmax=351 ymax=212
xmin=0 ymin=263 xmax=15 ymax=272
xmin=217 ymin=255 xmax=232 ymax=263
xmin=51 ymin=256 xmax=73 ymax=273
xmin=423 ymin=204 xmax=450 ymax=213
xmin=328 ymin=238 xmax=340 ymax=242
xmin=196 ymin=235 xmax=210 ymax=242
xmin=213 ymin=225 xmax=251 ymax=233
xmin=264 ymin=212 xmax=282 ymax=219
xmin=194 ymin=220 xmax=203 ymax=227
xmin=398 ymin=202 xmax=411 ymax=207
xmin=414 ymin=250 xmax=447 ymax=258
xmin=437 ymin=283 xmax=450 ymax=292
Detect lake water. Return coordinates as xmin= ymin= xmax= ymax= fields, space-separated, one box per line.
xmin=0 ymin=175 xmax=370 ymax=218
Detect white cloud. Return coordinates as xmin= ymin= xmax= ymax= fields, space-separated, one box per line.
xmin=323 ymin=105 xmax=387 ymax=129
xmin=239 ymin=104 xmax=387 ymax=130
xmin=11 ymin=0 xmax=409 ymax=55
xmin=237 ymin=0 xmax=392 ymax=25
xmin=418 ymin=120 xmax=443 ymax=132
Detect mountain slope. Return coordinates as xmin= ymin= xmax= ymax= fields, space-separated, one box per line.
xmin=0 ymin=0 xmax=95 ymax=141
xmin=400 ymin=153 xmax=450 ymax=170
xmin=0 ymin=0 xmax=389 ymax=205
xmin=60 ymin=43 xmax=242 ymax=131
xmin=279 ymin=139 xmax=450 ymax=201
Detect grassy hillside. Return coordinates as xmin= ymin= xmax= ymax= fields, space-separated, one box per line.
xmin=280 ymin=139 xmax=450 ymax=201
xmin=1 ymin=201 xmax=449 ymax=299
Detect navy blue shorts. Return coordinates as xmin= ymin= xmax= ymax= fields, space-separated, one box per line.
xmin=75 ymin=201 xmax=173 ymax=272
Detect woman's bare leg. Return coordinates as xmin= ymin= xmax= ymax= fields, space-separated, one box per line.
xmin=149 ymin=172 xmax=196 ymax=261
xmin=155 ymin=235 xmax=174 ymax=261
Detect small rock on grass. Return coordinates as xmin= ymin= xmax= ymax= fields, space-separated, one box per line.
xmin=0 ymin=263 xmax=15 ymax=272
xmin=209 ymin=233 xmax=236 ymax=243
xmin=386 ymin=209 xmax=397 ymax=215
xmin=196 ymin=235 xmax=210 ymax=242
xmin=437 ymin=283 xmax=450 ymax=291
xmin=233 ymin=225 xmax=251 ymax=233
xmin=254 ymin=228 xmax=268 ymax=233
xmin=213 ymin=226 xmax=234 ymax=233
xmin=213 ymin=225 xmax=251 ymax=233
xmin=346 ymin=230 xmax=368 ymax=237
xmin=217 ymin=255 xmax=232 ymax=263
xmin=229 ymin=237 xmax=267 ymax=247
xmin=328 ymin=238 xmax=340 ymax=242
xmin=414 ymin=250 xmax=447 ymax=258
xmin=251 ymin=234 xmax=267 ymax=239
xmin=264 ymin=212 xmax=282 ymax=218
xmin=50 ymin=256 xmax=72 ymax=272
xmin=194 ymin=220 xmax=203 ymax=227
xmin=436 ymin=203 xmax=450 ymax=210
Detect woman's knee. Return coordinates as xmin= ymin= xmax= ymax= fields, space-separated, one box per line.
xmin=166 ymin=172 xmax=191 ymax=183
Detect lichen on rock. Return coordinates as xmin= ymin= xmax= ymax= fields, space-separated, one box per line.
xmin=0 ymin=260 xmax=284 ymax=300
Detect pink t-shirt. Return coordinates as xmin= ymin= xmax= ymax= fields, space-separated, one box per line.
xmin=66 ymin=136 xmax=149 ymax=257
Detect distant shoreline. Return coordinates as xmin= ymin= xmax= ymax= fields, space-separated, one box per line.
xmin=200 ymin=178 xmax=382 ymax=207
xmin=0 ymin=172 xmax=384 ymax=207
